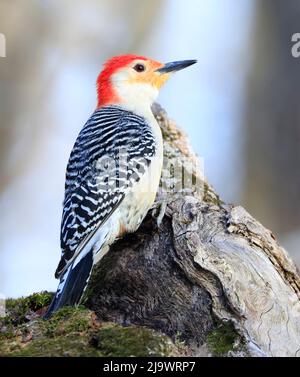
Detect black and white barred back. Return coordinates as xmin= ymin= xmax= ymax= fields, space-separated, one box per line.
xmin=44 ymin=105 xmax=156 ymax=318
xmin=58 ymin=105 xmax=156 ymax=276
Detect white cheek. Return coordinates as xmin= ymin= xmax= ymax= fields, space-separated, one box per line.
xmin=112 ymin=72 xmax=159 ymax=111
xmin=117 ymin=82 xmax=158 ymax=104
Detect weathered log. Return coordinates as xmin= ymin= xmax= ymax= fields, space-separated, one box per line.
xmin=84 ymin=104 xmax=300 ymax=357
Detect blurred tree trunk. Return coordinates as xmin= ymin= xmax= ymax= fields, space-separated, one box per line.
xmin=0 ymin=0 xmax=163 ymax=195
xmin=0 ymin=0 xmax=163 ymax=294
xmin=243 ymin=0 xmax=300 ymax=238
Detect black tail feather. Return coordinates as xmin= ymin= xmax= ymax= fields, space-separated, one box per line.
xmin=44 ymin=250 xmax=93 ymax=319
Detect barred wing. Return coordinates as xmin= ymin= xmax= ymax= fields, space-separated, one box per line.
xmin=55 ymin=105 xmax=156 ymax=278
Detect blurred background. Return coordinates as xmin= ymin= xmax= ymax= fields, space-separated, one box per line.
xmin=0 ymin=0 xmax=299 ymax=298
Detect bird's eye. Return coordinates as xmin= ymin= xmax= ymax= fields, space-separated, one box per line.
xmin=133 ymin=63 xmax=146 ymax=73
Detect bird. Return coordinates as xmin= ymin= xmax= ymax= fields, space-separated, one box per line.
xmin=44 ymin=54 xmax=197 ymax=318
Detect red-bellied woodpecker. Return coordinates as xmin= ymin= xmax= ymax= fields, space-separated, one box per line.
xmin=44 ymin=55 xmax=197 ymax=318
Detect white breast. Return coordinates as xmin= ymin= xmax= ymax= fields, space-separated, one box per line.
xmin=112 ymin=107 xmax=163 ymax=237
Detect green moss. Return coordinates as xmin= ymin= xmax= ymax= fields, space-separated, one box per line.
xmin=0 ymin=325 xmax=15 ymax=341
xmin=41 ymin=306 xmax=92 ymax=337
xmin=23 ymin=292 xmax=53 ymax=311
xmin=206 ymin=321 xmax=238 ymax=356
xmin=8 ymin=335 xmax=102 ymax=357
xmin=3 ymin=292 xmax=53 ymax=326
xmin=90 ymin=324 xmax=172 ymax=357
xmin=0 ymin=299 xmax=183 ymax=357
xmin=0 ymin=306 xmax=96 ymax=356
xmin=49 ymin=305 xmax=86 ymax=323
xmin=7 ymin=324 xmax=173 ymax=357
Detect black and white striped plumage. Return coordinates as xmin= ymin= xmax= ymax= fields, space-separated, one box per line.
xmin=44 ymin=105 xmax=162 ymax=318
xmin=57 ymin=105 xmax=156 ymax=277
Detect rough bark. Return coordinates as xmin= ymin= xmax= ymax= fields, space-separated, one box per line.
xmin=84 ymin=104 xmax=300 ymax=357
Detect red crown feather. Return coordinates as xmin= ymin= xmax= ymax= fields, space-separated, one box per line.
xmin=97 ymin=54 xmax=147 ymax=107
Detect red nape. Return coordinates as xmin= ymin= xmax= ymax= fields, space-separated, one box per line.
xmin=96 ymin=54 xmax=147 ymax=108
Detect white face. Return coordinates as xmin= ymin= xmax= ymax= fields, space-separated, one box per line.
xmin=111 ymin=60 xmax=160 ymax=114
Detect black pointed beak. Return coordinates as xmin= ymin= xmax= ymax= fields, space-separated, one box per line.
xmin=156 ymin=59 xmax=197 ymax=74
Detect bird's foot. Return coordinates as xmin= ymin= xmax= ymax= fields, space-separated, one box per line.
xmin=151 ymin=200 xmax=168 ymax=228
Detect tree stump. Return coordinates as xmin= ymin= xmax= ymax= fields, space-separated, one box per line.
xmin=85 ymin=104 xmax=300 ymax=357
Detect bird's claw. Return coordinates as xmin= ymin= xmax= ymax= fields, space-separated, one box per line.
xmin=152 ymin=200 xmax=168 ymax=228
